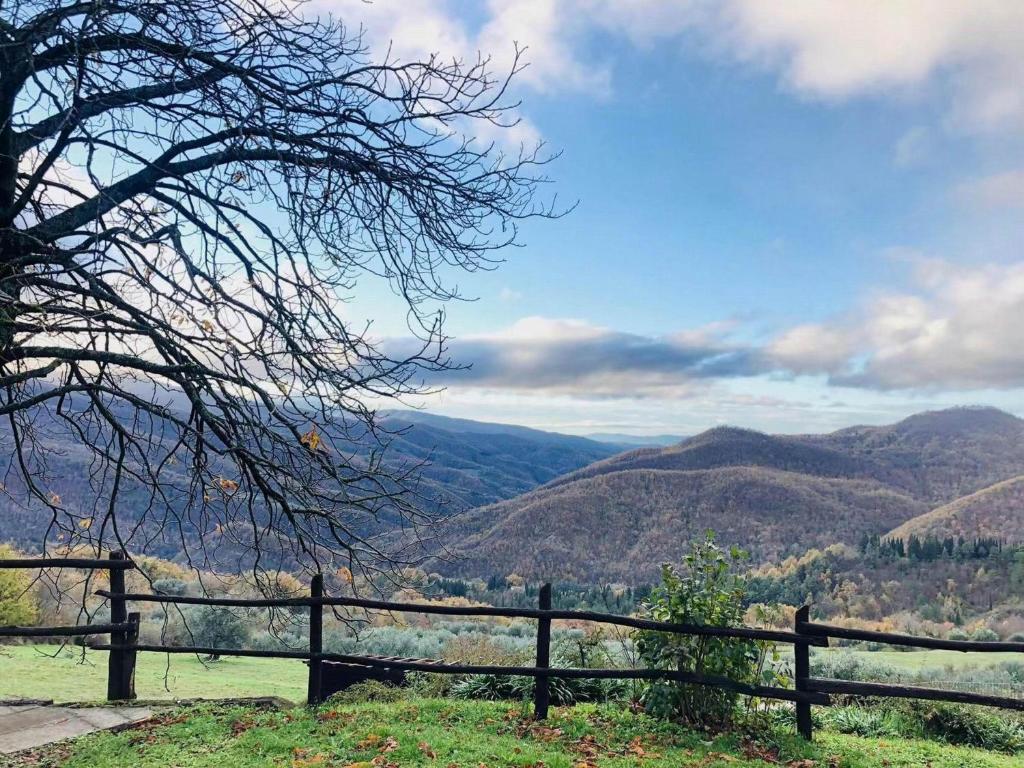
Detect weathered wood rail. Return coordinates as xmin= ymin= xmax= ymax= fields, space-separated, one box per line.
xmin=2 ymin=553 xmax=1023 ymax=741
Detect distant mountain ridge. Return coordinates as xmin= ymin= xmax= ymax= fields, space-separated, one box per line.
xmin=436 ymin=406 xmax=1024 ymax=582
xmin=0 ymin=410 xmax=620 ymax=556
xmin=375 ymin=411 xmax=620 ymax=508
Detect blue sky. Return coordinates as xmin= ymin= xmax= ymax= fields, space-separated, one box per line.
xmin=326 ymin=1 xmax=1024 ymax=436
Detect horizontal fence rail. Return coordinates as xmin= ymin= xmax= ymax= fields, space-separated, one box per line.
xmin=799 ymin=620 xmax=1024 ymax=653
xmin=3 ymin=554 xmax=1024 ymax=742
xmin=0 ymin=557 xmax=136 ymax=570
xmin=807 ymin=678 xmax=1024 ymax=712
xmin=0 ymin=622 xmax=134 ymax=638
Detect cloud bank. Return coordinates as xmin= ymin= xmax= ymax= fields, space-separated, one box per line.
xmin=322 ymin=1 xmax=1024 ymax=134
xmin=389 ymin=260 xmax=1024 ymax=398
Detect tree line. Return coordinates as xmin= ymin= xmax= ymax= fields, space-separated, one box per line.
xmin=859 ymin=533 xmax=1007 ymax=562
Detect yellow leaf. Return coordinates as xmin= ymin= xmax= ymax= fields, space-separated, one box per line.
xmin=336 ymin=567 xmax=353 ymax=584
xmin=218 ymin=477 xmax=239 ymax=493
xmin=48 ymin=492 xmax=61 ymax=505
xmin=201 ymin=319 xmax=215 ymax=333
xmin=300 ymin=427 xmax=321 ymax=452
xmin=79 ymin=518 xmax=92 ymax=530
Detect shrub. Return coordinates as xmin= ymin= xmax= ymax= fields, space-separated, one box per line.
xmin=821 ymin=706 xmax=914 ymax=739
xmin=818 ymin=700 xmax=1024 ymax=754
xmin=918 ymin=702 xmax=1024 ymax=753
xmin=185 ymin=605 xmax=250 ymax=651
xmin=635 ymin=532 xmax=760 ymax=728
xmin=947 ymin=628 xmax=970 ymax=641
xmin=0 ymin=545 xmax=38 ymax=626
xmin=448 ymin=627 xmax=627 ymax=705
xmin=151 ymin=578 xmax=189 ymax=597
xmin=970 ymin=627 xmax=1000 ymax=642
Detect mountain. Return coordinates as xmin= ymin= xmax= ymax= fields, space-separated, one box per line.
xmin=437 ymin=407 xmax=1024 ymax=582
xmin=887 ymin=474 xmax=1024 ymax=542
xmin=374 ymin=411 xmax=621 ymax=508
xmin=442 ymin=466 xmax=925 ymax=582
xmin=805 ymin=406 xmax=1024 ymax=504
xmin=584 ymin=433 xmax=687 ymax=448
xmin=0 ymin=410 xmax=620 ymax=555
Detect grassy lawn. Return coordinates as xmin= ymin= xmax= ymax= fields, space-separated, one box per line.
xmin=0 ymin=645 xmax=307 ymax=702
xmin=6 ymin=698 xmax=1022 ymax=768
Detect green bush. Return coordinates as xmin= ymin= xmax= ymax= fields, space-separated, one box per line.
xmin=970 ymin=627 xmax=1000 ymax=642
xmin=447 ymin=630 xmax=628 ymax=706
xmin=449 ymin=671 xmax=623 ymax=706
xmin=819 ymin=700 xmax=1024 ymax=754
xmin=635 ymin=532 xmax=762 ymax=728
xmin=918 ymin=702 xmax=1024 ymax=753
xmin=185 ymin=605 xmax=250 ymax=651
xmin=820 ymin=706 xmax=915 ymax=738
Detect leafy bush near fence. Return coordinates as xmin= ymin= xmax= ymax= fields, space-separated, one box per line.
xmin=635 ymin=532 xmax=771 ymax=728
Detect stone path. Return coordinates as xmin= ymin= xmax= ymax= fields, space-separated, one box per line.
xmin=0 ymin=703 xmax=153 ymax=754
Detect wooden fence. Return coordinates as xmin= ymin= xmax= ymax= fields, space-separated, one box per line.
xmin=3 ymin=553 xmax=1024 ymax=741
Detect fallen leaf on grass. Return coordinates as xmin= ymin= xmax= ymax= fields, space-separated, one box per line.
xmin=356 ymin=734 xmax=382 ymax=749
xmin=628 ymin=735 xmax=661 ymax=759
xmin=291 ymin=751 xmax=326 ymax=768
xmin=418 ymin=741 xmax=437 ymax=759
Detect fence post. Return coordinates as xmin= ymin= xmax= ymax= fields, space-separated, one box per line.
xmin=533 ymin=582 xmax=552 ymax=720
xmin=307 ymin=573 xmax=324 ymax=707
xmin=123 ymin=612 xmax=140 ymax=699
xmin=106 ymin=550 xmax=131 ymax=701
xmin=794 ymin=604 xmax=813 ymax=741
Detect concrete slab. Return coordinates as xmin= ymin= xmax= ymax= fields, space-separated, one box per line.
xmin=0 ymin=704 xmax=153 ymax=754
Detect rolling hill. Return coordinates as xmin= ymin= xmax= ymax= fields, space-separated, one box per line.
xmin=887 ymin=474 xmax=1024 ymax=542
xmin=438 ymin=407 xmax=1024 ymax=582
xmin=443 ymin=465 xmax=925 ymax=582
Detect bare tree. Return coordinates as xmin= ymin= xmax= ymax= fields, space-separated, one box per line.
xmin=0 ymin=0 xmax=554 ymax=590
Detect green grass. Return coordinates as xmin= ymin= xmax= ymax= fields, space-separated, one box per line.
xmin=0 ymin=645 xmax=307 ymax=702
xmin=7 ymin=698 xmax=1023 ymax=768
xmin=816 ymin=648 xmax=1015 ymax=672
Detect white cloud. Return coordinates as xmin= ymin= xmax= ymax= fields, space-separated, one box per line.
xmin=768 ymin=259 xmax=1024 ymax=390
xmin=320 ymin=1 xmax=1024 ymax=136
xmin=955 ymin=169 xmax=1024 ymax=210
xmin=386 ymin=315 xmax=762 ymax=397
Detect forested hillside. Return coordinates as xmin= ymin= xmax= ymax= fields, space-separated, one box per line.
xmin=439 ymin=407 xmax=1024 ymax=582
xmin=887 ymin=475 xmax=1024 ymax=542
xmin=0 ymin=411 xmax=618 ymax=557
